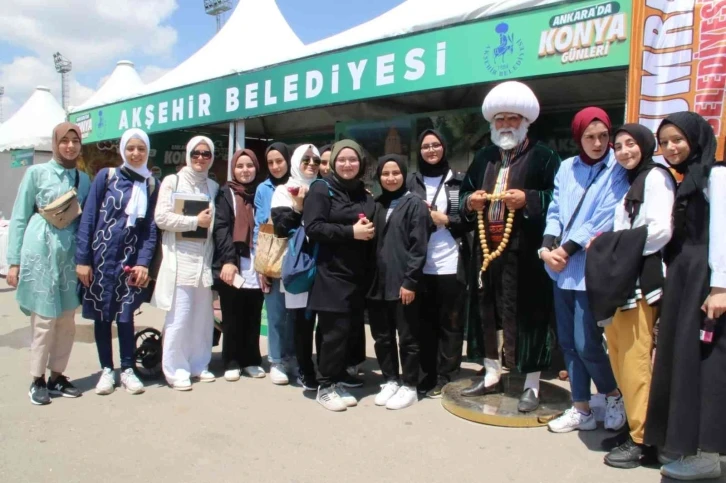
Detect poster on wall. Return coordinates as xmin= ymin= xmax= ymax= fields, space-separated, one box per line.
xmin=10 ymin=149 xmax=34 ymax=168
xmin=626 ymin=0 xmax=726 ymax=160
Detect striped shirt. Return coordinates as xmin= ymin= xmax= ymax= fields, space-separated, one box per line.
xmin=544 ymin=150 xmax=629 ymax=291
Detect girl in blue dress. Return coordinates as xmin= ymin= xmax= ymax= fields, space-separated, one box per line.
xmin=76 ymin=128 xmax=159 ymax=396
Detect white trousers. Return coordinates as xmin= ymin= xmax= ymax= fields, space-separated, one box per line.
xmin=162 ymin=285 xmax=214 ymax=384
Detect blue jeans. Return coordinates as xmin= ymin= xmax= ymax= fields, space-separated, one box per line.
xmin=95 ymin=319 xmax=136 ymax=370
xmin=553 ymin=286 xmax=617 ymax=403
xmin=264 ymin=279 xmax=295 ymax=364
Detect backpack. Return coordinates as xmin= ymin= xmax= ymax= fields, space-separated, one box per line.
xmin=280 ymin=179 xmax=332 ymax=295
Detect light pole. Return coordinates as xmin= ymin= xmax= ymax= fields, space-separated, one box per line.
xmin=53 ymin=52 xmax=72 ymax=111
xmin=204 ymin=0 xmax=233 ymax=32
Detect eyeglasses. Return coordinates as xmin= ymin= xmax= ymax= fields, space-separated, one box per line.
xmin=335 ymin=157 xmax=360 ymax=165
xmin=191 ymin=150 xmax=212 ymax=159
xmin=301 ymin=156 xmax=321 ymax=166
xmin=421 ymin=142 xmax=442 ymax=151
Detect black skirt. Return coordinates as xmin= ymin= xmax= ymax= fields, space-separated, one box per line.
xmin=644 ymin=243 xmax=726 ymax=455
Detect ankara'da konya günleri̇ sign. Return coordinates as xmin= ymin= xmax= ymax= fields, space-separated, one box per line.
xmin=72 ymin=0 xmax=631 ymax=143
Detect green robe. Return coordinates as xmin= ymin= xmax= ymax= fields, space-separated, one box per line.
xmin=7 ymin=160 xmax=91 ymax=318
xmin=459 ymin=141 xmax=560 ymax=373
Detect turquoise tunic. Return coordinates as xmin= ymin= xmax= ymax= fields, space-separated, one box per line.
xmin=7 ymin=160 xmax=91 ymax=318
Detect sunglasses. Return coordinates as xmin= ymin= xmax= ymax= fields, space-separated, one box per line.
xmin=191 ymin=150 xmax=212 ymax=159
xmin=301 ymin=155 xmax=321 ymax=166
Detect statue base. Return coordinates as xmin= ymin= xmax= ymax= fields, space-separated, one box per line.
xmin=441 ymin=374 xmax=571 ymax=428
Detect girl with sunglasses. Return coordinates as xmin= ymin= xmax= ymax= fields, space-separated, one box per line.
xmin=270 ymin=144 xmax=321 ymax=389
xmin=153 ymin=136 xmax=219 ymax=391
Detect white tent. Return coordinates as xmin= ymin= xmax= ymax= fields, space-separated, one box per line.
xmin=71 ymin=60 xmax=144 ymax=112
xmin=0 ymin=86 xmax=66 ymax=152
xmin=303 ymin=0 xmax=565 ymax=55
xmin=144 ymin=0 xmax=306 ymax=94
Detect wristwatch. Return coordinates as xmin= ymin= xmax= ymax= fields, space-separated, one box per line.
xmin=537 ymin=247 xmax=550 ymax=260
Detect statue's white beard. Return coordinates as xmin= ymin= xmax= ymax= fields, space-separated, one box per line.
xmin=491 ymin=121 xmax=530 ymax=151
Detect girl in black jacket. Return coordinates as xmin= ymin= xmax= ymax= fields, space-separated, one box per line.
xmin=303 ymin=140 xmax=375 ymax=412
xmin=407 ymin=128 xmax=472 ymax=397
xmin=213 ymin=149 xmax=265 ymax=382
xmin=368 ymin=154 xmax=430 ymax=410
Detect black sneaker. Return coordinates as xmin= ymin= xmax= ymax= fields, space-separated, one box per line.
xmin=297 ymin=373 xmax=318 ymax=392
xmin=417 ymin=375 xmax=437 ymax=395
xmin=600 ymin=429 xmax=630 ymax=451
xmin=426 ymin=376 xmax=449 ymax=399
xmin=604 ymin=437 xmax=644 ymax=469
xmin=338 ymin=373 xmax=364 ymax=388
xmin=47 ymin=375 xmax=82 ymax=398
xmin=28 ymin=377 xmax=51 ymax=405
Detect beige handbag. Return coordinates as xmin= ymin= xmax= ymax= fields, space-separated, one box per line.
xmin=38 ymin=171 xmax=82 ymax=229
xmin=254 ymin=218 xmax=287 ymax=279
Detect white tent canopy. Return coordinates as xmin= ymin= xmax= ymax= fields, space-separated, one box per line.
xmin=71 ymin=60 xmax=144 ymax=112
xmin=144 ymin=0 xmax=306 ymax=94
xmin=304 ymin=0 xmax=564 ymax=55
xmin=0 ymin=86 xmax=66 ymax=152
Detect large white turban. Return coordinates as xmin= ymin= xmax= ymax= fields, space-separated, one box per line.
xmin=481 ymin=81 xmax=540 ymax=123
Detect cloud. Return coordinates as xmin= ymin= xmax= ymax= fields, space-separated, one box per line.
xmin=0 ymin=0 xmax=179 ymax=118
xmin=0 ymin=1 xmax=179 ymax=70
xmin=0 ymin=56 xmax=94 ymax=119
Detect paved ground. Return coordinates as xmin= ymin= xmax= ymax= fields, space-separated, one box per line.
xmin=0 ymin=278 xmax=723 ymax=483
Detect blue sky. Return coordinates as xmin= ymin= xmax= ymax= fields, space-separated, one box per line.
xmin=0 ymin=0 xmax=406 ymax=116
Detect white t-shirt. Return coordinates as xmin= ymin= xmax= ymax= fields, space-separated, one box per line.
xmin=239 ymin=255 xmax=260 ymax=289
xmin=422 ymin=172 xmax=459 ymax=275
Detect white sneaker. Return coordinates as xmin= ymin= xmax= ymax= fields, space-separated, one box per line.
xmin=224 ymin=361 xmax=241 ymax=381
xmin=386 ymin=385 xmax=417 ymax=410
xmin=317 ymin=385 xmax=347 ymax=412
xmin=335 ymin=384 xmax=358 ymax=407
xmin=197 ymin=370 xmax=216 ymax=383
xmin=120 ymin=368 xmax=145 ymax=395
xmin=95 ymin=368 xmax=115 ymax=395
xmin=604 ymin=395 xmax=626 ymax=431
xmin=243 ymin=366 xmax=266 ymax=378
xmin=172 ymin=379 xmax=192 ymax=391
xmin=548 ymin=407 xmax=597 ymax=433
xmin=270 ymin=363 xmax=289 ymax=385
xmin=661 ymin=451 xmax=721 ymax=480
xmin=375 ymin=380 xmax=400 ymax=406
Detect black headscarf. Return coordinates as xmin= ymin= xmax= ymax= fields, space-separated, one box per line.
xmin=376 ymin=154 xmax=409 ymax=207
xmin=417 ymin=129 xmax=450 ymax=178
xmin=265 ymin=142 xmax=292 ymax=186
xmin=329 ymin=140 xmax=367 ymax=193
xmin=615 ymin=123 xmax=664 ymax=223
xmin=657 ymin=112 xmax=717 ymax=201
xmin=319 ymin=144 xmax=332 ymax=155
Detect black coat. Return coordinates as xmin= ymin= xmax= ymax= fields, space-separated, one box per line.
xmin=407 ymin=170 xmax=474 ymax=285
xmin=367 ymin=193 xmax=430 ymax=301
xmin=303 ymin=179 xmax=375 ymax=312
xmin=212 ymin=185 xmax=253 ymax=285
xmin=270 ymin=206 xmax=302 ymax=237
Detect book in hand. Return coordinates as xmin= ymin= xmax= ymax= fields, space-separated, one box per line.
xmin=172 ymin=193 xmax=211 ymax=240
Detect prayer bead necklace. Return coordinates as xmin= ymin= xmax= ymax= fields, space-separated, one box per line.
xmin=476 ymin=192 xmax=516 ymax=274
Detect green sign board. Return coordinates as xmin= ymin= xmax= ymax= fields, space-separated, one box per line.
xmin=10 ymin=149 xmax=34 ymax=168
xmin=71 ymin=0 xmax=631 ymax=144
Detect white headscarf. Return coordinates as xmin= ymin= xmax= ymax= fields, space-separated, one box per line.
xmin=288 ymin=144 xmax=320 ymax=189
xmin=119 ymin=128 xmax=151 ymax=227
xmin=271 ymin=144 xmax=320 ymax=210
xmin=180 ymin=135 xmax=215 ymax=192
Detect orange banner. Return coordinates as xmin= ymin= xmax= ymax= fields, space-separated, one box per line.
xmin=626 ymin=0 xmax=726 ymax=161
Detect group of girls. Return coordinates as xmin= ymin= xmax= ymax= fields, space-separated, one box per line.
xmin=9 ymin=108 xmax=724 ymax=480
xmin=539 ymin=108 xmax=725 ymax=481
